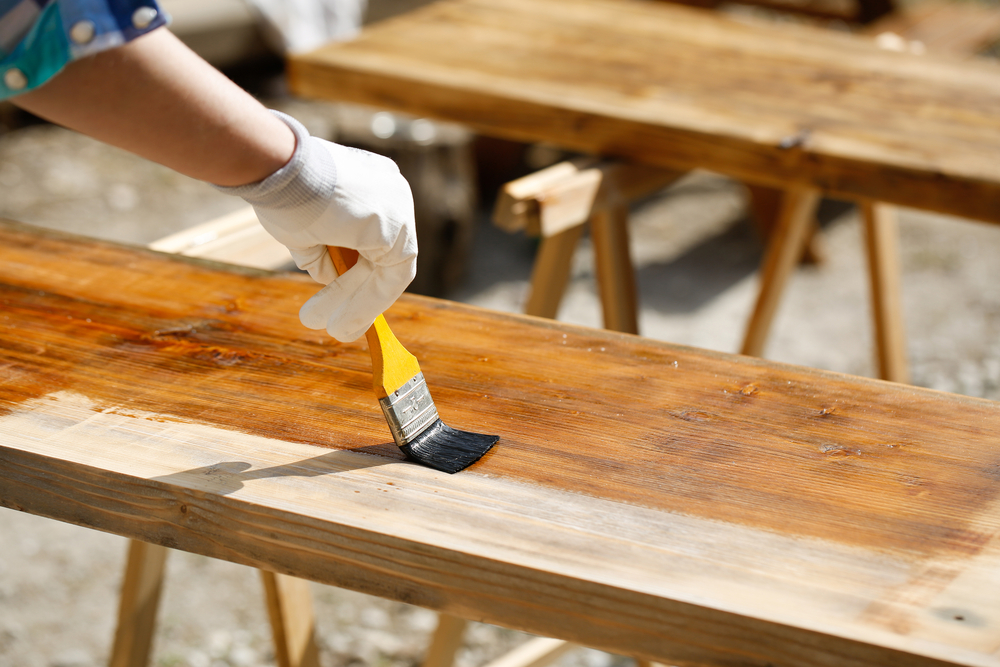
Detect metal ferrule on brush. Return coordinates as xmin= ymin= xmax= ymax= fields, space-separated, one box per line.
xmin=379 ymin=373 xmax=440 ymax=448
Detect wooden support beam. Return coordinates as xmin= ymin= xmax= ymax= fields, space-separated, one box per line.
xmin=423 ymin=614 xmax=468 ymax=667
xmin=524 ymin=224 xmax=587 ymax=320
xmin=861 ymin=201 xmax=909 ymax=383
xmin=745 ymin=184 xmax=825 ymax=265
xmin=741 ymin=188 xmax=821 ymax=357
xmin=590 ymin=203 xmax=639 ymax=334
xmin=261 ymin=571 xmax=321 ymax=667
xmin=109 ymin=541 xmax=169 ymax=667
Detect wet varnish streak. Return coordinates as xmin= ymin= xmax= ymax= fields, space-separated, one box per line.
xmin=2 ymin=221 xmax=1000 ymax=667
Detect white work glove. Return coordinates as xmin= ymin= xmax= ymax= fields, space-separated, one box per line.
xmin=217 ymin=111 xmax=417 ymax=342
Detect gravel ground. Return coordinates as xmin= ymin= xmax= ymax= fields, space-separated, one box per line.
xmin=2 ymin=82 xmax=1000 ymax=667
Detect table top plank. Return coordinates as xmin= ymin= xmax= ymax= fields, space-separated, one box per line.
xmin=289 ymin=0 xmax=1000 ymax=224
xmin=2 ymin=221 xmax=1000 ymax=666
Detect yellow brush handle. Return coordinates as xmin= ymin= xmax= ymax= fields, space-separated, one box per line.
xmin=327 ymin=246 xmax=421 ymax=399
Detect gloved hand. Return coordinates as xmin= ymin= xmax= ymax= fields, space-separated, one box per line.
xmin=217 ymin=111 xmax=417 ymax=342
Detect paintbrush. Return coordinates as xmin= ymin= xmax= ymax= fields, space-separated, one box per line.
xmin=327 ymin=246 xmax=498 ymax=473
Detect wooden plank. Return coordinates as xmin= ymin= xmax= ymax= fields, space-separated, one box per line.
xmin=493 ymin=160 xmax=590 ymax=235
xmin=494 ymin=159 xmax=682 ymax=238
xmin=149 ymin=207 xmax=292 ymax=271
xmin=288 ymin=0 xmax=1000 ymax=225
xmin=3 ymin=221 xmax=1000 ymax=667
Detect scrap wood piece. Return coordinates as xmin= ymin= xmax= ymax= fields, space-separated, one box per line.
xmin=493 ymin=158 xmax=683 ymax=238
xmin=149 ymin=206 xmax=291 ymax=270
xmin=3 ymin=221 xmax=1000 ymax=667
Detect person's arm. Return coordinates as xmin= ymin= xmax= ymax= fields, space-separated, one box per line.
xmin=12 ymin=28 xmax=293 ymax=187
xmin=12 ymin=25 xmax=417 ymax=342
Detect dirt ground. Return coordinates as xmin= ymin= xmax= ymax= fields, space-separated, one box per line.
xmin=2 ymin=18 xmax=1000 ymax=667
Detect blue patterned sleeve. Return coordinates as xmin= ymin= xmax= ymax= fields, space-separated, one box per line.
xmin=0 ymin=0 xmax=169 ymax=99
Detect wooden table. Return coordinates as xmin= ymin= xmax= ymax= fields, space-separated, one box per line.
xmin=288 ymin=0 xmax=1000 ymax=384
xmin=2 ymin=220 xmax=1000 ymax=667
xmin=289 ymin=0 xmax=1000 ymax=223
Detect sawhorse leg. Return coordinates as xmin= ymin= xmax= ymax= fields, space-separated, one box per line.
xmin=423 ymin=614 xmax=468 ymax=667
xmin=861 ymin=201 xmax=909 ymax=383
xmin=109 ymin=540 xmax=319 ymax=667
xmin=524 ymin=207 xmax=639 ymax=335
xmin=741 ymin=188 xmax=822 ymax=357
xmin=261 ymin=570 xmax=321 ymax=667
xmin=110 ymin=540 xmax=168 ymax=667
xmin=746 ymin=184 xmax=824 ymax=265
xmin=422 ymin=614 xmax=575 ymax=667
xmin=742 ymin=191 xmax=908 ymax=383
xmin=591 ymin=203 xmax=639 ymax=334
xmin=525 ymin=224 xmax=587 ymax=320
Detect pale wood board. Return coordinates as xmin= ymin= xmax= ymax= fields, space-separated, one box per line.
xmin=493 ymin=158 xmax=682 ymax=238
xmin=2 ymin=222 xmax=1000 ymax=666
xmin=288 ymin=0 xmax=1000 ymax=225
xmin=148 ymin=206 xmax=291 ymax=271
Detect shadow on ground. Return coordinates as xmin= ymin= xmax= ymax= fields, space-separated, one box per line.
xmin=637 ymin=198 xmax=854 ymax=314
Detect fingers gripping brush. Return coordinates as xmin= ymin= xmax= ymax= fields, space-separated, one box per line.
xmin=327 ymin=246 xmax=498 ymax=473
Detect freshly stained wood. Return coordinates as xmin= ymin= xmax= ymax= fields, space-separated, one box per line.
xmin=2 ymin=221 xmax=1000 ymax=666
xmin=288 ymin=0 xmax=1000 ymax=225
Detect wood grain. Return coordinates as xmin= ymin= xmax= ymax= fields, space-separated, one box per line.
xmin=2 ymin=221 xmax=1000 ymax=666
xmin=288 ymin=0 xmax=1000 ymax=225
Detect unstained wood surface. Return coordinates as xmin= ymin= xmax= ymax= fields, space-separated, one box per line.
xmin=1 ymin=221 xmax=1000 ymax=667
xmin=288 ymin=0 xmax=1000 ymax=224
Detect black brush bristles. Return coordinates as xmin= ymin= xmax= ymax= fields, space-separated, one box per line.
xmin=398 ymin=418 xmax=499 ymax=474
xmin=379 ymin=373 xmax=498 ymax=473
